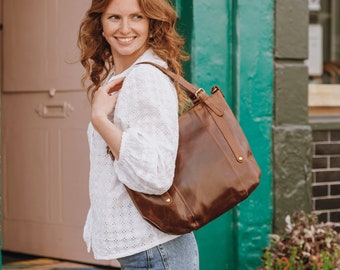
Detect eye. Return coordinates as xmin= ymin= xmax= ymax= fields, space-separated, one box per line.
xmin=131 ymin=14 xmax=144 ymax=21
xmin=108 ymin=15 xmax=120 ymax=21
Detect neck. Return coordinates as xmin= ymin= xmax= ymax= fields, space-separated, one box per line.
xmin=114 ymin=61 xmax=133 ymax=75
xmin=112 ymin=48 xmax=148 ymax=75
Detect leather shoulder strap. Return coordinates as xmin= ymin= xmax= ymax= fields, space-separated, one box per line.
xmin=137 ymin=61 xmax=199 ymax=96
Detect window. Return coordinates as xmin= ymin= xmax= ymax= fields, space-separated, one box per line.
xmin=307 ymin=0 xmax=340 ymax=116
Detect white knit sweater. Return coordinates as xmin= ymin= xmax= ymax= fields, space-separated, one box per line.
xmin=83 ymin=49 xmax=180 ymax=260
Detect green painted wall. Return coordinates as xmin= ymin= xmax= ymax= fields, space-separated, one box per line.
xmin=234 ymin=1 xmax=274 ymax=269
xmin=188 ymin=2 xmax=235 ymax=269
xmin=176 ymin=0 xmax=274 ymax=269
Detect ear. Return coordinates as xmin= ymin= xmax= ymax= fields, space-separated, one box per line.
xmin=149 ymin=32 xmax=154 ymax=41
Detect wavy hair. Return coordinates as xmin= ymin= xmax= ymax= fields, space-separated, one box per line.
xmin=77 ymin=0 xmax=191 ymax=113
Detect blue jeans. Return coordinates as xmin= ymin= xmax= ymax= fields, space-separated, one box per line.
xmin=117 ymin=233 xmax=199 ymax=270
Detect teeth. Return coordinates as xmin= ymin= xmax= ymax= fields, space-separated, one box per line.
xmin=118 ymin=37 xmax=134 ymax=43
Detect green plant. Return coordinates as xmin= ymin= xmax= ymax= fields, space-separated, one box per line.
xmin=259 ymin=211 xmax=340 ymax=270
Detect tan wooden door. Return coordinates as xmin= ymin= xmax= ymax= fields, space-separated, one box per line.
xmin=1 ymin=0 xmax=119 ymax=267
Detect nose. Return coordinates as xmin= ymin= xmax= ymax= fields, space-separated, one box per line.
xmin=120 ymin=18 xmax=130 ymax=34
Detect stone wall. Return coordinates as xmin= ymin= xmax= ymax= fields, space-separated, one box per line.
xmin=273 ymin=0 xmax=312 ymax=231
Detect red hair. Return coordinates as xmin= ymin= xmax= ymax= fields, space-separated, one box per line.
xmin=77 ymin=0 xmax=191 ymax=113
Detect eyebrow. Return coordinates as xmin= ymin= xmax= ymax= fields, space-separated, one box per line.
xmin=103 ymin=9 xmax=143 ymax=15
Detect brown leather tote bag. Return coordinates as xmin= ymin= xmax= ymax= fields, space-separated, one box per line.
xmin=125 ymin=62 xmax=261 ymax=235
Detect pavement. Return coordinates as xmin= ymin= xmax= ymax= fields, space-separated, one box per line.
xmin=2 ymin=251 xmax=119 ymax=270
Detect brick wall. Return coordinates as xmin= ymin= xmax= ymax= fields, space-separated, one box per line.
xmin=312 ymin=129 xmax=340 ymax=232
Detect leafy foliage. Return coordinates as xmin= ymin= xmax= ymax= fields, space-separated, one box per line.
xmin=259 ymin=211 xmax=340 ymax=270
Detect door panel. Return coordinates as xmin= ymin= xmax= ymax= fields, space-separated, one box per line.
xmin=55 ymin=0 xmax=89 ymax=91
xmin=3 ymin=0 xmax=51 ymax=91
xmin=3 ymin=91 xmax=86 ymax=255
xmin=3 ymin=0 xmax=86 ymax=92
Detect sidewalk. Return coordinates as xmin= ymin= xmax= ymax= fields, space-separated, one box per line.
xmin=2 ymin=251 xmax=119 ymax=270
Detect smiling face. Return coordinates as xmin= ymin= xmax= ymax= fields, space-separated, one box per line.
xmin=101 ymin=0 xmax=150 ymax=69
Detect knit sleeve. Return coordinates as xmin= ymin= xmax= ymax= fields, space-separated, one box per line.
xmin=113 ymin=64 xmax=179 ymax=195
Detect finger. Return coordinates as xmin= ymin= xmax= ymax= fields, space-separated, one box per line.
xmin=107 ymin=77 xmax=125 ymax=94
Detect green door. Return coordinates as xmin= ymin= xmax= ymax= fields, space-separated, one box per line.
xmin=175 ymin=0 xmax=274 ymax=269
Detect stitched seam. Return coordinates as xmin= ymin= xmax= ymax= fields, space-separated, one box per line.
xmin=157 ymin=244 xmax=169 ymax=269
xmin=146 ymin=249 xmax=152 ymax=269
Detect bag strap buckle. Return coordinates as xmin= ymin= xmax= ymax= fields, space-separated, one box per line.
xmin=194 ymin=88 xmax=206 ymax=99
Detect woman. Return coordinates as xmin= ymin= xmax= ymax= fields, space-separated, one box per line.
xmin=77 ymin=0 xmax=199 ymax=269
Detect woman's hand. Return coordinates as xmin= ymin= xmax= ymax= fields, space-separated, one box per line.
xmin=91 ymin=77 xmax=125 ymax=122
xmin=91 ymin=77 xmax=125 ymax=160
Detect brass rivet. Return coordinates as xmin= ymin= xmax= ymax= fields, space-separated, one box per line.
xmin=238 ymin=156 xmax=243 ymax=162
xmin=165 ymin=198 xmax=171 ymax=203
